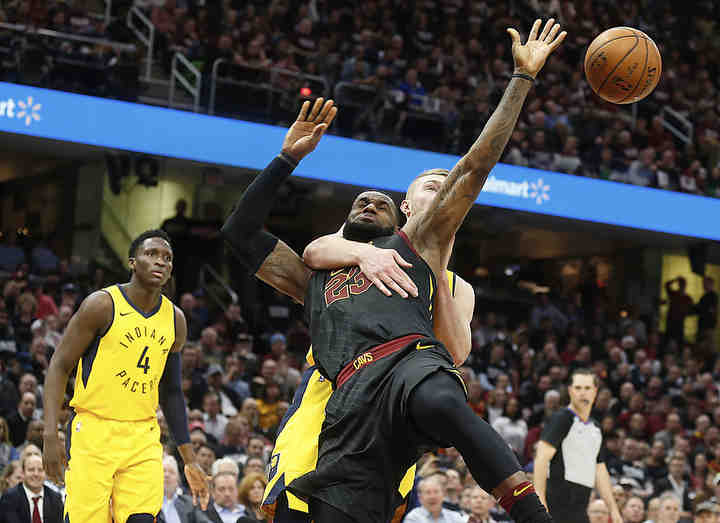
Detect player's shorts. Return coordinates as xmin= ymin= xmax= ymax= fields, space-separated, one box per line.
xmin=263 ymin=363 xmax=421 ymax=522
xmin=288 ymin=334 xmax=465 ymax=523
xmin=64 ymin=409 xmax=163 ymax=523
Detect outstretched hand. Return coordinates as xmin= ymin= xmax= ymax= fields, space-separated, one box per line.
xmin=282 ymin=98 xmax=338 ymax=163
xmin=184 ymin=463 xmax=212 ymax=510
xmin=507 ymin=19 xmax=566 ymax=78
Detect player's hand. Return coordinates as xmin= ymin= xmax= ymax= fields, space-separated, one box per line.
xmin=507 ymin=19 xmax=566 ymax=78
xmin=42 ymin=432 xmax=66 ymax=486
xmin=281 ymin=98 xmax=338 ymax=162
xmin=184 ymin=463 xmax=212 ymax=510
xmin=358 ymin=245 xmax=418 ymax=298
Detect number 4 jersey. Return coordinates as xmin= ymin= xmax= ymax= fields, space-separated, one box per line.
xmin=70 ymin=284 xmax=176 ymax=420
xmin=304 ymin=231 xmax=437 ymax=383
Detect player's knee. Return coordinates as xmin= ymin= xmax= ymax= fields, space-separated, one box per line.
xmin=413 ymin=372 xmax=466 ymax=419
xmin=126 ymin=513 xmax=155 ymax=523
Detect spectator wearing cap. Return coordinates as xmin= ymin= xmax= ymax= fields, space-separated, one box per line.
xmin=694 ymin=501 xmax=718 ymax=523
xmin=60 ymin=283 xmax=80 ymax=310
xmin=206 ymin=363 xmax=238 ymax=418
xmin=202 ymin=390 xmax=228 ymax=442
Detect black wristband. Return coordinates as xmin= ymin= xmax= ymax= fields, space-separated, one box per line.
xmin=511 ymin=73 xmax=535 ymax=83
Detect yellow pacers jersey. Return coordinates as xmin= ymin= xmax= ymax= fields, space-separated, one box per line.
xmin=262 ymin=271 xmax=457 ymax=515
xmin=70 ymin=284 xmax=176 ymax=421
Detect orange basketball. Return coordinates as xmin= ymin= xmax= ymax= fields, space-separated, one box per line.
xmin=584 ymin=27 xmax=662 ymax=104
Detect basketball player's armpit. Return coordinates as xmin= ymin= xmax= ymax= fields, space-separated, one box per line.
xmin=256 ymin=239 xmax=312 ymax=304
xmin=159 ymin=352 xmax=190 ymax=445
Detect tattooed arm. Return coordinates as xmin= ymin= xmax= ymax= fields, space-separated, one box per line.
xmin=405 ymin=19 xmax=566 ymax=272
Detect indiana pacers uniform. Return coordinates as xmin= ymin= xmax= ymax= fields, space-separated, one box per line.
xmin=64 ymin=284 xmax=175 ymax=523
xmin=262 ymin=231 xmax=461 ymax=522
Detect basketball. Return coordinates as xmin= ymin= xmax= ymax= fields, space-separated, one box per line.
xmin=584 ymin=27 xmax=662 ymax=104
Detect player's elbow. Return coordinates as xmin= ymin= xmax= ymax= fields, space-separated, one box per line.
xmin=302 ymin=242 xmax=323 ymax=269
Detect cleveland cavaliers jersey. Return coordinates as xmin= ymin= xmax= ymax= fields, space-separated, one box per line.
xmin=304 ymin=231 xmax=438 ymax=383
xmin=70 ymin=284 xmax=176 ymax=420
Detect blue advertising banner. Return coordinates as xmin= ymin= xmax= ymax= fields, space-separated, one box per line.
xmin=0 ymin=81 xmax=717 ymax=241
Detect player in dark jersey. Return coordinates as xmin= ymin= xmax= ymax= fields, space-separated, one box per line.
xmin=223 ymin=18 xmax=565 ymax=523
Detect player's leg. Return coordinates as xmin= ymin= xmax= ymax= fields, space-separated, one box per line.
xmin=64 ymin=411 xmax=115 ymax=523
xmin=111 ymin=420 xmax=163 ymax=523
xmin=408 ymin=371 xmax=550 ymax=523
xmin=308 ymin=497 xmax=358 ymax=523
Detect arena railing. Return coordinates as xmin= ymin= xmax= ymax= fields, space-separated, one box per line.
xmin=199 ymin=263 xmax=239 ymax=310
xmin=660 ymin=106 xmax=693 ymax=145
xmin=208 ymin=59 xmax=329 ymax=117
xmin=126 ymin=6 xmax=154 ymax=81
xmin=333 ymin=81 xmax=378 ymax=109
xmin=169 ymin=52 xmax=201 ymax=112
xmin=0 ymin=22 xmax=136 ymax=53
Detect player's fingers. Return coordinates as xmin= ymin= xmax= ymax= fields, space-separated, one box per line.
xmin=506 ymin=28 xmax=521 ymax=47
xmin=312 ymin=123 xmax=328 ymax=140
xmin=324 ymin=106 xmax=338 ymax=126
xmin=317 ymin=99 xmax=334 ymax=122
xmin=539 ymin=18 xmax=554 ymax=41
xmin=550 ymin=30 xmax=567 ymax=51
xmin=308 ymin=97 xmax=324 ymax=121
xmin=371 ymin=275 xmax=392 ymax=296
xmin=382 ymin=274 xmax=408 ymax=298
xmin=393 ymin=272 xmax=418 ymax=297
xmin=545 ymin=22 xmax=560 ymax=43
xmin=393 ymin=271 xmax=418 ymax=296
xmin=297 ymin=100 xmax=310 ymax=121
xmin=392 ymin=251 xmax=413 ymax=268
xmin=527 ymin=19 xmax=541 ymax=42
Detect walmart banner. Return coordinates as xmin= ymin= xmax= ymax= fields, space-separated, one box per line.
xmin=1 ymin=81 xmax=718 ymax=241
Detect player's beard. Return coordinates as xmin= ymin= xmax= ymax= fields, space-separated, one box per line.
xmin=343 ymin=218 xmax=394 ymax=243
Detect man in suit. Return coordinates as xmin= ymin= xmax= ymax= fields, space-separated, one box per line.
xmin=158 ymin=455 xmax=213 ymax=523
xmin=7 ymin=393 xmax=37 ymax=448
xmin=0 ymin=453 xmax=63 ymax=523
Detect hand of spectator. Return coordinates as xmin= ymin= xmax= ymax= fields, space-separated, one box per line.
xmin=507 ymin=19 xmax=566 ymax=79
xmin=43 ymin=432 xmax=66 ymax=486
xmin=356 ymin=245 xmax=418 ymax=298
xmin=184 ymin=463 xmax=212 ymax=510
xmin=281 ymin=98 xmax=338 ymax=162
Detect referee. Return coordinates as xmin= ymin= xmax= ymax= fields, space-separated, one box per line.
xmin=533 ymin=369 xmax=621 ymax=523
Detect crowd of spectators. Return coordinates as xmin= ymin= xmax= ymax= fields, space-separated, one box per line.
xmin=131 ymin=0 xmax=720 ymax=199
xmin=3 ymin=1 xmax=720 ymax=198
xmin=1 ymin=217 xmax=720 ymax=523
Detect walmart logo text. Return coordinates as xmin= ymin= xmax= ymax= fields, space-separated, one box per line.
xmin=0 ymin=96 xmax=41 ymax=126
xmin=484 ymin=175 xmax=550 ymax=205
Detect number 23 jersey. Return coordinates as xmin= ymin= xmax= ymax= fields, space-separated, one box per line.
xmin=70 ymin=284 xmax=176 ymax=420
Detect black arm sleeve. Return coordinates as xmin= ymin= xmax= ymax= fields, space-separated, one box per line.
xmin=540 ymin=409 xmax=574 ymax=448
xmin=220 ymin=154 xmax=297 ymax=273
xmin=159 ymin=352 xmax=190 ymax=446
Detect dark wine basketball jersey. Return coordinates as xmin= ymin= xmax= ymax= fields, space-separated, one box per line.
xmin=305 ymin=230 xmax=437 ymax=382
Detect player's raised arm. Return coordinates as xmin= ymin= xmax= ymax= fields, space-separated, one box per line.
xmin=220 ymin=98 xmax=337 ymax=303
xmin=406 ymin=19 xmax=566 ymax=269
xmin=42 ymin=291 xmax=113 ymax=484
